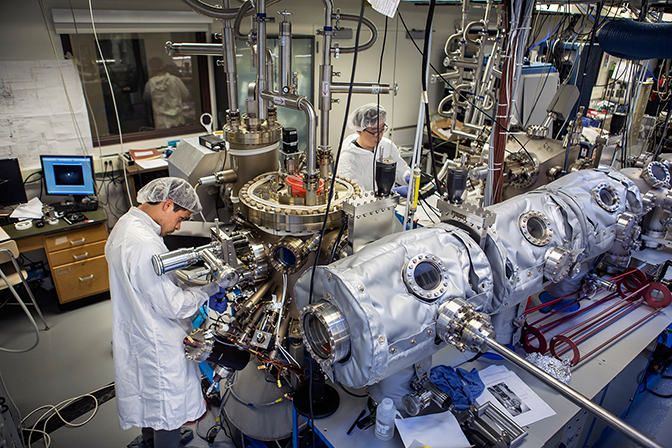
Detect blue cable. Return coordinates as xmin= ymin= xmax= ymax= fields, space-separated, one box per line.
xmin=648 ymin=62 xmax=659 ymax=82
xmin=529 ymin=19 xmax=563 ymax=52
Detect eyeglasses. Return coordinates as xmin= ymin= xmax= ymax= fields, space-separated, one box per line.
xmin=364 ymin=123 xmax=388 ymax=136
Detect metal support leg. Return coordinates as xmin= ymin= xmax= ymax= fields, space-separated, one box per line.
xmin=11 ymin=257 xmax=48 ymax=330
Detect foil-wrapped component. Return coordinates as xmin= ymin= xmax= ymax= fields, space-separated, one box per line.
xmin=525 ymin=352 xmax=572 ymax=384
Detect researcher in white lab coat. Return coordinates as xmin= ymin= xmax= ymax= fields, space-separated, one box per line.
xmin=106 ymin=177 xmax=219 ymax=448
xmin=143 ymin=58 xmax=191 ymax=129
xmin=337 ymin=103 xmax=410 ymax=192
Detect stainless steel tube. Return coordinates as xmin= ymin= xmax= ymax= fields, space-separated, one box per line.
xmin=165 ymin=42 xmax=223 ymax=56
xmin=182 ymin=0 xmax=240 ymax=20
xmin=329 ymin=82 xmax=394 ymax=94
xmin=319 ymin=0 xmax=334 ymax=151
xmin=483 ymin=337 xmax=664 ymax=448
xmin=299 ymin=97 xmax=318 ymax=175
xmin=266 ymin=49 xmax=274 ymax=92
xmin=223 ymin=0 xmax=239 ymax=111
xmin=259 ymin=91 xmax=318 ymax=175
xmin=334 ymin=13 xmax=378 ymax=53
xmin=255 ymin=0 xmax=267 ymax=119
xmin=278 ymin=15 xmax=292 ymax=93
xmin=152 ymin=243 xmax=219 ymax=276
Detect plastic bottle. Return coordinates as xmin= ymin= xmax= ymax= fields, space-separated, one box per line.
xmin=375 ymin=397 xmax=396 ymax=441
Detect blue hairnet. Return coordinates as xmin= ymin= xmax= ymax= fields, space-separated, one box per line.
xmin=137 ymin=177 xmax=202 ymax=213
xmin=348 ymin=103 xmax=387 ymax=132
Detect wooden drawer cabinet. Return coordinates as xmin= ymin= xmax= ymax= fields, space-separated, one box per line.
xmin=48 ymin=241 xmax=106 ymax=267
xmin=45 ymin=222 xmax=110 ymax=304
xmin=52 ymin=256 xmax=109 ymax=303
xmin=45 ymin=225 xmax=108 ymax=252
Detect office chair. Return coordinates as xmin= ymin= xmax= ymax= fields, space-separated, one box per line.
xmin=0 ymin=240 xmax=49 ymax=331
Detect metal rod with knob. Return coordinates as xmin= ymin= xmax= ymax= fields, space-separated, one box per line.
xmin=482 ymin=337 xmax=664 ymax=448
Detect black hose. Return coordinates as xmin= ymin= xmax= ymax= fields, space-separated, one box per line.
xmin=597 ymin=20 xmax=672 ymax=60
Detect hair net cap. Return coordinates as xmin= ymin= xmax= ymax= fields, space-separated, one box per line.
xmin=137 ymin=177 xmax=202 ymax=213
xmin=348 ymin=103 xmax=387 ymax=132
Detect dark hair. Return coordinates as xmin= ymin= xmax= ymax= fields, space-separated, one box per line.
xmin=146 ymin=201 xmax=189 ymax=212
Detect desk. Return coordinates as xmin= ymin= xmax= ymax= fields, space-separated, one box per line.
xmin=3 ymin=209 xmax=110 ymax=304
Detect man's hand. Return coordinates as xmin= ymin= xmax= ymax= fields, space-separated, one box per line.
xmin=392 ymin=185 xmax=409 ymax=197
xmin=208 ymin=288 xmax=228 ymax=313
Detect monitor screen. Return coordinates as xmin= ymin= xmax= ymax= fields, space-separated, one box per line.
xmin=40 ymin=155 xmax=96 ymax=196
xmin=0 ymin=158 xmax=28 ymax=207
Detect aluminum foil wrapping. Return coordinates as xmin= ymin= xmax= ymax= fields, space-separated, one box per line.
xmin=525 ymin=352 xmax=572 ymax=384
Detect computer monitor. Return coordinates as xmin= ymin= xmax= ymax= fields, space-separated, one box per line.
xmin=40 ymin=155 xmax=96 ymax=200
xmin=0 ymin=158 xmax=28 ymax=207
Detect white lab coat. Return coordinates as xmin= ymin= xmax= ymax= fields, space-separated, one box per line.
xmin=105 ymin=207 xmax=219 ymax=431
xmin=143 ymin=73 xmax=190 ymax=129
xmin=337 ymin=134 xmax=411 ymax=191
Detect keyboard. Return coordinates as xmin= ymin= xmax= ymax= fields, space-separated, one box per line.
xmin=51 ymin=201 xmax=98 ymax=214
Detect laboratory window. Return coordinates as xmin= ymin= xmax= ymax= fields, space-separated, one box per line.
xmin=60 ymin=31 xmax=210 ymax=146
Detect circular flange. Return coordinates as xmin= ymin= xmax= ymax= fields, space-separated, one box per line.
xmin=231 ymin=229 xmax=269 ymax=283
xmin=505 ymin=151 xmax=540 ymax=189
xmin=614 ymin=212 xmax=638 ymax=242
xmin=403 ymin=253 xmax=450 ymax=302
xmin=544 ymin=246 xmax=573 ymax=283
xmin=591 ymin=182 xmax=621 ymax=213
xmin=269 ymin=236 xmax=307 ymax=274
xmin=184 ymin=328 xmax=214 ymax=362
xmin=641 ymin=161 xmax=671 ymax=188
xmin=239 ymin=174 xmax=360 ymax=233
xmin=518 ymin=211 xmax=554 ymax=247
xmin=300 ymin=300 xmax=351 ymax=369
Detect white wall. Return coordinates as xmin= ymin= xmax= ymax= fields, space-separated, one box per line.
xmin=0 ymin=0 xmax=487 ymax=147
xmin=0 ymin=0 xmax=489 ymax=212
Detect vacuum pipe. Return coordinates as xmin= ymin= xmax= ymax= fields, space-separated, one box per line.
xmin=222 ymin=0 xmax=239 ymax=111
xmin=483 ymin=337 xmax=664 ymax=448
xmin=255 ymin=0 xmax=267 ymax=119
xmin=329 ymin=82 xmax=396 ymax=95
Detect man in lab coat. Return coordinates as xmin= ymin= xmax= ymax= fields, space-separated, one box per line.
xmin=106 ymin=177 xmax=219 ymax=448
xmin=337 ymin=103 xmax=410 ymax=193
xmin=143 ymin=58 xmax=191 ymax=129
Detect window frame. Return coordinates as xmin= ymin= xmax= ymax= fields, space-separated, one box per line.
xmin=60 ymin=31 xmax=212 ymax=147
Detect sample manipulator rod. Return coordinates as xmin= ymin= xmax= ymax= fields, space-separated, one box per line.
xmin=482 ymin=338 xmax=663 ymax=448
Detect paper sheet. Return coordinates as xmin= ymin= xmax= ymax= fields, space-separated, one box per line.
xmin=10 ymin=197 xmax=44 ymax=220
xmin=0 ymin=226 xmax=9 ymax=242
xmin=395 ymin=411 xmax=471 ymax=448
xmin=476 ymin=365 xmax=556 ymax=427
xmin=367 ymin=0 xmax=401 ymax=18
xmin=0 ymin=60 xmax=94 ymax=169
xmin=135 ymin=158 xmax=169 ymax=170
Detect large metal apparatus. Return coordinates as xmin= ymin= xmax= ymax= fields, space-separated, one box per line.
xmin=155 ymin=1 xmax=672 ymax=445
xmin=157 ymin=0 xmax=395 ymax=440
xmin=296 ymin=166 xmax=671 ymax=448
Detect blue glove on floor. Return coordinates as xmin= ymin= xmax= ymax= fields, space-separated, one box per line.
xmin=430 ymin=365 xmax=485 ymax=410
xmin=208 ymin=288 xmax=228 ymax=313
xmin=392 ymin=185 xmax=409 ymax=197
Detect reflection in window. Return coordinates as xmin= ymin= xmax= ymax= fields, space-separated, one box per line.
xmin=63 ymin=32 xmax=206 ymax=143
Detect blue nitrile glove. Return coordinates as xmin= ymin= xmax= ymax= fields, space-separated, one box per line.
xmin=430 ymin=366 xmax=485 ymax=410
xmin=405 ymin=174 xmax=410 ymax=183
xmin=392 ymin=185 xmax=409 ymax=196
xmin=208 ymin=288 xmax=228 ymax=313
